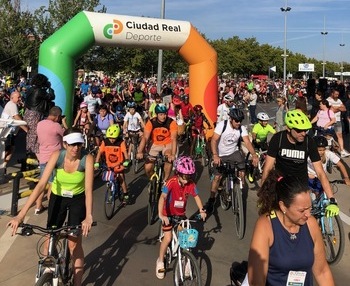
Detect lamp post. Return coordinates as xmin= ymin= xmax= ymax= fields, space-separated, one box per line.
xmin=340 ymin=32 xmax=345 ymax=82
xmin=321 ymin=17 xmax=328 ymax=78
xmin=280 ymin=1 xmax=291 ymax=84
xmin=157 ymin=0 xmax=165 ymax=94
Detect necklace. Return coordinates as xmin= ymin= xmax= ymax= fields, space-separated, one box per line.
xmin=289 ymin=233 xmax=297 ymax=240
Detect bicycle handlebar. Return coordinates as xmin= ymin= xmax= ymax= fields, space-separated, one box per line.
xmin=18 ymin=222 xmax=97 ymax=236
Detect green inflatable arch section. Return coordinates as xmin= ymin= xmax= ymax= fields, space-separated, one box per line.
xmin=39 ymin=11 xmax=217 ymax=125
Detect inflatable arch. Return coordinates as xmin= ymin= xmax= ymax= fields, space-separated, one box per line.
xmin=38 ymin=11 xmax=217 ymax=126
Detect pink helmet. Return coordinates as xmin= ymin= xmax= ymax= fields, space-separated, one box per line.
xmin=80 ymin=102 xmax=88 ymax=108
xmin=175 ymin=156 xmax=195 ymax=175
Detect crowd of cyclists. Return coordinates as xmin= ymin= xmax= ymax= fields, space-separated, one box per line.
xmin=3 ymin=72 xmax=350 ymax=284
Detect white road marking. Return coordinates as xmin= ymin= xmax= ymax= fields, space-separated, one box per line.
xmin=0 ymin=216 xmax=29 ymax=263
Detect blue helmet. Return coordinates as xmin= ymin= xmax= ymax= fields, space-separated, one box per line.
xmin=155 ymin=104 xmax=167 ymax=114
xmin=116 ymin=105 xmax=123 ymax=112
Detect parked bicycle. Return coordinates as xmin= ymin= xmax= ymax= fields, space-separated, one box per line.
xmin=18 ymin=220 xmax=96 ymax=286
xmin=311 ymin=179 xmax=345 ymax=265
xmin=101 ymin=163 xmax=129 ymax=220
xmin=147 ymin=152 xmax=167 ymax=225
xmin=158 ymin=216 xmax=203 ymax=286
xmin=217 ymin=162 xmax=245 ymax=239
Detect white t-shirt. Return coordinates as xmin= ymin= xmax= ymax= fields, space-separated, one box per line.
xmin=216 ymin=103 xmax=231 ymax=123
xmin=124 ymin=112 xmax=142 ymax=131
xmin=326 ymin=97 xmax=343 ymax=122
xmin=84 ymin=95 xmax=102 ymax=115
xmin=307 ymin=149 xmax=340 ymax=177
xmin=1 ymin=101 xmax=18 ymax=119
xmin=215 ymin=120 xmax=248 ymax=156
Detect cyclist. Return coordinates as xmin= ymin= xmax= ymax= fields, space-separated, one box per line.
xmin=93 ymin=104 xmax=114 ymax=146
xmin=216 ymin=94 xmax=235 ymax=123
xmin=113 ymin=105 xmax=125 ymax=127
xmin=137 ymin=104 xmax=177 ymax=181
xmin=251 ymin=112 xmax=276 ymax=151
xmin=8 ymin=128 xmax=94 ymax=286
xmin=156 ymin=156 xmax=207 ymax=279
xmin=94 ymin=124 xmax=130 ymax=203
xmin=189 ymin=104 xmax=213 ymax=157
xmin=308 ymin=135 xmax=350 ymax=201
xmin=261 ymin=109 xmax=339 ymax=217
xmin=72 ymin=102 xmax=93 ymax=132
xmin=204 ymin=108 xmax=258 ymax=214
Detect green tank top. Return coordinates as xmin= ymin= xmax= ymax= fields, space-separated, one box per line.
xmin=51 ymin=150 xmax=86 ymax=197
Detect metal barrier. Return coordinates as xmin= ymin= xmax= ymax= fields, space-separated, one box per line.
xmin=9 ymin=158 xmax=41 ymax=216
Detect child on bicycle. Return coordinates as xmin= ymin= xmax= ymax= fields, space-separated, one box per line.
xmin=156 ymin=156 xmax=206 ymax=279
xmin=72 ymin=102 xmax=93 ymax=133
xmin=308 ymin=136 xmax=350 ymax=206
xmin=94 ymin=124 xmax=130 ymax=203
xmin=251 ymin=112 xmax=276 ymax=151
xmin=189 ymin=104 xmax=213 ymax=157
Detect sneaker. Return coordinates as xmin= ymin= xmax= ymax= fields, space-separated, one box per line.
xmin=204 ymin=198 xmax=215 ymax=214
xmin=156 ymin=258 xmax=165 ymax=279
xmin=341 ymin=150 xmax=350 ymax=158
xmin=34 ymin=206 xmax=47 ymax=215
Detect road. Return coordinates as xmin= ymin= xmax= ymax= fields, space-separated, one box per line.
xmin=1 ymin=102 xmax=350 ymax=285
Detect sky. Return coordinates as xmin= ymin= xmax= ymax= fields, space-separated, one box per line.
xmin=24 ymin=0 xmax=350 ymax=65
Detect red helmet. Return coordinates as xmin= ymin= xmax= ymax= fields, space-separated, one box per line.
xmin=193 ymin=105 xmax=203 ymax=112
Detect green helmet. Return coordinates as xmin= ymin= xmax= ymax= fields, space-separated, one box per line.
xmin=284 ymin=110 xmax=312 ymax=130
xmin=106 ymin=124 xmax=120 ymax=138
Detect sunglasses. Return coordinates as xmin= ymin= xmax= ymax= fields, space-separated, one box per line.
xmin=232 ymin=119 xmax=242 ymax=123
xmin=68 ymin=142 xmax=83 ymax=147
xmin=293 ymin=128 xmax=307 ymax=133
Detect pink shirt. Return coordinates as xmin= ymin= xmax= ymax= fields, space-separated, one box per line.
xmin=316 ymin=109 xmax=335 ymax=128
xmin=36 ymin=119 xmax=64 ymax=163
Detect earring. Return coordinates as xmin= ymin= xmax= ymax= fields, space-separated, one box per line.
xmin=283 ymin=211 xmax=286 ymax=215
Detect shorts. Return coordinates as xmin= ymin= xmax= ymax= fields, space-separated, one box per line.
xmin=39 ymin=163 xmax=55 ymax=183
xmin=334 ymin=121 xmax=342 ymax=133
xmin=5 ymin=134 xmax=15 ymax=152
xmin=213 ymin=150 xmax=245 ymax=176
xmin=162 ymin=215 xmax=187 ymax=231
xmin=47 ymin=192 xmax=86 ymax=233
xmin=149 ymin=143 xmax=172 ymax=157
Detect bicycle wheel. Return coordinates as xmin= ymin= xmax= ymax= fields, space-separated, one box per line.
xmin=59 ymin=237 xmax=73 ymax=284
xmin=132 ymin=145 xmax=139 ymax=174
xmin=104 ymin=182 xmax=116 ymax=220
xmin=321 ymin=215 xmax=345 ymax=265
xmin=173 ymin=250 xmax=202 ymax=286
xmin=232 ymin=183 xmax=245 ymax=240
xmin=219 ymin=177 xmax=230 ymax=211
xmin=147 ymin=177 xmax=158 ymax=225
xmin=35 ymin=272 xmax=53 ymax=286
xmin=201 ymin=143 xmax=209 ymax=167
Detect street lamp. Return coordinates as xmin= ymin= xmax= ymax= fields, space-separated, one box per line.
xmin=321 ymin=17 xmax=328 ymax=78
xmin=157 ymin=0 xmax=165 ymax=94
xmin=280 ymin=1 xmax=291 ymax=84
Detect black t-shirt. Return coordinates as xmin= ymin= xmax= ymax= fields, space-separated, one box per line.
xmin=267 ymin=130 xmax=320 ymax=183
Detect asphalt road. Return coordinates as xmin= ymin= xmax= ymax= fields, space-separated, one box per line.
xmin=1 ymin=102 xmax=350 ymax=285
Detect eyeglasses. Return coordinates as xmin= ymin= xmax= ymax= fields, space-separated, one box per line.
xmin=293 ymin=128 xmax=307 ymax=133
xmin=67 ymin=142 xmax=83 ymax=147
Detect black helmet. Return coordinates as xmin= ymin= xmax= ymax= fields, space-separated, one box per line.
xmin=228 ymin=108 xmax=244 ymax=122
xmin=314 ymin=136 xmax=328 ymax=148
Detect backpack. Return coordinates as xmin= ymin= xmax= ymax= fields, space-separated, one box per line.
xmin=222 ymin=120 xmax=243 ymax=148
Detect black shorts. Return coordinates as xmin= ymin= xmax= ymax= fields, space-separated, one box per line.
xmin=47 ymin=192 xmax=86 ymax=230
xmin=213 ymin=150 xmax=245 ymax=175
xmin=5 ymin=134 xmax=15 ymax=152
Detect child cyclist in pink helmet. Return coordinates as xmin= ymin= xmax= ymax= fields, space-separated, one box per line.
xmin=156 ymin=156 xmax=207 ymax=279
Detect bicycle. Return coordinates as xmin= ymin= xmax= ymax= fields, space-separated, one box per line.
xmin=311 ymin=179 xmax=345 ymax=265
xmin=245 ymin=148 xmax=267 ymax=183
xmin=192 ymin=128 xmax=209 ymax=167
xmin=158 ymin=216 xmax=203 ymax=286
xmin=147 ymin=152 xmax=167 ymax=225
xmin=126 ymin=130 xmax=141 ymax=174
xmin=101 ymin=163 xmax=129 ymax=220
xmin=217 ymin=162 xmax=245 ymax=239
xmin=18 ymin=220 xmax=97 ymax=286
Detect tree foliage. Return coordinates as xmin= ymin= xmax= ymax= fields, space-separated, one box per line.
xmin=0 ymin=0 xmax=348 ymax=79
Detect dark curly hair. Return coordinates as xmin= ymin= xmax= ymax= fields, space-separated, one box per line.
xmin=257 ymin=170 xmax=309 ymax=215
xmin=30 ymin=73 xmax=50 ymax=88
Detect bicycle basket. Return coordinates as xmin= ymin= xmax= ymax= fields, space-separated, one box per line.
xmin=178 ymin=229 xmax=199 ymax=249
xmin=102 ymin=170 xmax=115 ymax=182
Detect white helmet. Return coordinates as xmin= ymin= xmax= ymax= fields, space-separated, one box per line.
xmin=224 ymin=94 xmax=234 ymax=101
xmin=257 ymin=112 xmax=270 ymax=121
